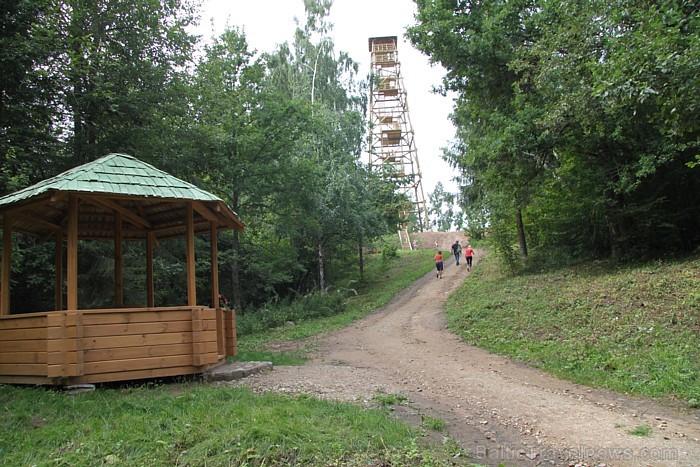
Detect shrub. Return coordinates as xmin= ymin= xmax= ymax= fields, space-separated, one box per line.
xmin=382 ymin=243 xmax=399 ymax=263
xmin=237 ymin=291 xmax=348 ymax=336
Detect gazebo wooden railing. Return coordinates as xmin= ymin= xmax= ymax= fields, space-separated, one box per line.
xmin=0 ymin=306 xmax=236 ymax=385
xmin=0 ymin=154 xmax=244 ymax=385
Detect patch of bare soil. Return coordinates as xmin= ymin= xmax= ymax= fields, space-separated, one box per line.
xmin=228 ymin=232 xmax=700 ymax=466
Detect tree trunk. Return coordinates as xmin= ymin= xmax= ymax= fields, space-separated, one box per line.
xmin=318 ymin=233 xmax=326 ymax=292
xmin=516 ymin=207 xmax=528 ymax=259
xmin=358 ymin=235 xmax=364 ymax=278
xmin=230 ymin=191 xmax=242 ymax=313
xmin=231 ymin=229 xmax=242 ymax=313
xmin=604 ymin=185 xmax=630 ymax=259
xmin=608 ymin=215 xmax=631 ymax=259
xmin=71 ymin=73 xmax=84 ymax=162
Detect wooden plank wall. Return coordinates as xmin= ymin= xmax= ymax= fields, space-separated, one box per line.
xmin=0 ymin=315 xmax=48 ymax=380
xmin=0 ymin=306 xmax=220 ymax=385
xmin=47 ymin=311 xmax=84 ymax=378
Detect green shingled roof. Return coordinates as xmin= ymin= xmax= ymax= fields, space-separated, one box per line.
xmin=0 ymin=153 xmax=225 ymax=208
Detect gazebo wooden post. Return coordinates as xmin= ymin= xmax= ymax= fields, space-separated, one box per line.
xmin=114 ymin=211 xmax=123 ymax=306
xmin=210 ymin=222 xmax=224 ymax=356
xmin=146 ymin=232 xmax=155 ymax=308
xmin=210 ymin=222 xmax=220 ymax=309
xmin=54 ymin=232 xmax=62 ymax=311
xmin=1 ymin=213 xmax=12 ymax=315
xmin=66 ymin=196 xmax=79 ymax=311
xmin=185 ymin=202 xmax=196 ymax=306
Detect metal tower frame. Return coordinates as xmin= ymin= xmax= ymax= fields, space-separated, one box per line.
xmin=368 ymin=36 xmax=429 ymax=243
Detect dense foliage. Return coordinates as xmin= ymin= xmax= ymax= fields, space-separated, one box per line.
xmin=409 ymin=0 xmax=700 ymax=262
xmin=0 ymin=0 xmax=401 ymax=313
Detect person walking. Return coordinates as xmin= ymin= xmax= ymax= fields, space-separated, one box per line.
xmin=465 ymin=244 xmax=474 ymax=271
xmin=434 ymin=251 xmax=444 ymax=279
xmin=451 ymin=240 xmax=462 ymax=266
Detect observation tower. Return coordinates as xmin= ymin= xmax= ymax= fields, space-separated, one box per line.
xmin=368 ymin=36 xmax=429 ymax=248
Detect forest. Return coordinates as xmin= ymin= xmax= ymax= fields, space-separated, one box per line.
xmin=2 ymin=0 xmax=699 ymax=314
xmin=1 ymin=0 xmax=407 ymax=314
xmin=409 ymin=0 xmax=700 ymax=266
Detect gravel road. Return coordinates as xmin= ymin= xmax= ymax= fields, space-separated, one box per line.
xmin=227 ymin=232 xmax=700 ymax=466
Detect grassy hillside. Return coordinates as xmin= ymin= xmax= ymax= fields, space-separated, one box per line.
xmin=446 ymin=254 xmax=700 ymax=408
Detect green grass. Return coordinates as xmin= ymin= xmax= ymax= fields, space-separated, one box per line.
xmin=0 ymin=248 xmax=465 ymax=466
xmin=0 ymin=383 xmax=464 ymax=466
xmin=627 ymin=425 xmax=652 ymax=436
xmin=445 ymin=254 xmax=700 ymax=408
xmin=373 ymin=390 xmax=410 ymax=408
xmin=421 ymin=416 xmax=447 ymax=432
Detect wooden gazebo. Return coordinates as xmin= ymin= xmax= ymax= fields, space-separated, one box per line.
xmin=0 ymin=153 xmax=244 ymax=385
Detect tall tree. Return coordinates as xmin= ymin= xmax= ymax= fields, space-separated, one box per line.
xmin=1 ymin=0 xmax=198 ymax=183
xmin=427 ymin=182 xmax=457 ymax=232
xmin=187 ymin=27 xmax=319 ymax=310
xmin=1 ymin=0 xmax=65 ymax=193
xmin=265 ymin=0 xmax=389 ymax=291
xmin=516 ymin=0 xmax=700 ymax=257
xmin=53 ymin=0 xmax=198 ymax=165
xmin=1 ymin=0 xmax=201 ymax=312
xmin=408 ymin=0 xmax=551 ymax=259
xmin=409 ymin=0 xmax=700 ymax=260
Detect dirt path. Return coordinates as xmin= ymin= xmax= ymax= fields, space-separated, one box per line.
xmin=229 ymin=232 xmax=700 ymax=466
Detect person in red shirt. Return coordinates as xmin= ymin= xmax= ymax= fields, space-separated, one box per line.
xmin=464 ymin=245 xmax=474 ymax=271
xmin=434 ymin=251 xmax=444 ymax=279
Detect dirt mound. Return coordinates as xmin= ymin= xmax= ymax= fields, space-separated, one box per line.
xmin=409 ymin=231 xmax=470 ymax=251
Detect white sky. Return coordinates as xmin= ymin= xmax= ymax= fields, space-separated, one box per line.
xmin=194 ymin=0 xmax=459 ymax=196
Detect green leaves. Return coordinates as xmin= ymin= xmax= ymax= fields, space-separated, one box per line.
xmin=409 ymin=0 xmax=700 ymax=261
xmin=179 ymin=1 xmax=396 ymax=308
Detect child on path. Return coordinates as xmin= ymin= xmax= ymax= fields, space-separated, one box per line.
xmin=464 ymin=245 xmax=474 ymax=271
xmin=434 ymin=251 xmax=444 ymax=279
